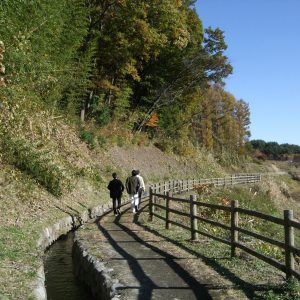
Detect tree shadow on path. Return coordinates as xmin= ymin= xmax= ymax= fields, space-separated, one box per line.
xmin=131 ymin=203 xmax=285 ymax=300
xmin=97 ymin=207 xmax=213 ymax=300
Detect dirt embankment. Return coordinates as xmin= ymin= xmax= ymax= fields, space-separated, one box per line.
xmin=291 ymin=190 xmax=300 ymax=202
xmin=108 ymin=145 xmax=199 ymax=180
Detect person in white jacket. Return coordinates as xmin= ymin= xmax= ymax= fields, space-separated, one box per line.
xmin=125 ymin=170 xmax=140 ymax=213
xmin=136 ymin=170 xmax=145 ymax=211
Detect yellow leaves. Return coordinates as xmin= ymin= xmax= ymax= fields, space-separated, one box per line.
xmin=135 ymin=19 xmax=150 ymax=36
xmin=96 ymin=79 xmax=119 ymax=91
xmin=124 ymin=63 xmax=140 ymax=81
xmin=218 ymin=196 xmax=231 ymax=206
xmin=194 ymin=183 xmax=214 ymax=196
xmin=133 ymin=19 xmax=165 ymax=60
xmin=174 ymin=27 xmax=190 ymax=49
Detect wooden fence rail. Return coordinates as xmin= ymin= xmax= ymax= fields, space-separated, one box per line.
xmin=148 ymin=173 xmax=300 ymax=281
xmin=150 ymin=173 xmax=261 ymax=195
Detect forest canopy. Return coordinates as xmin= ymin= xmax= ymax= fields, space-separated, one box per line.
xmin=250 ymin=139 xmax=300 ymax=160
xmin=0 ymin=0 xmax=250 ymax=160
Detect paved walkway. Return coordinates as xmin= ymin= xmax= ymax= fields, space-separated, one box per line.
xmin=79 ymin=203 xmax=246 ymax=300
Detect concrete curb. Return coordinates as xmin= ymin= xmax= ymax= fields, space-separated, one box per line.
xmin=31 ymin=202 xmax=112 ymax=300
xmin=73 ymin=234 xmax=123 ymax=300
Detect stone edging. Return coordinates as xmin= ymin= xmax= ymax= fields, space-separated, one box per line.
xmin=73 ymin=234 xmax=122 ymax=300
xmin=30 ymin=202 xmax=113 ymax=300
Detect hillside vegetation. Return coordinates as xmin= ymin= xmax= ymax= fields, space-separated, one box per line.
xmin=0 ymin=0 xmax=251 ymax=164
xmin=1 ymin=1 xmax=300 ymax=299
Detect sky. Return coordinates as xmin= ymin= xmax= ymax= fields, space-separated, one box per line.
xmin=195 ymin=0 xmax=300 ymax=145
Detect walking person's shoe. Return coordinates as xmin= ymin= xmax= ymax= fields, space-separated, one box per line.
xmin=117 ymin=208 xmax=121 ymax=215
xmin=135 ymin=205 xmax=139 ymax=212
xmin=132 ymin=207 xmax=136 ymax=214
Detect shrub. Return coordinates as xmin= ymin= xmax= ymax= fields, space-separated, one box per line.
xmin=97 ymin=135 xmax=108 ymax=148
xmin=116 ymin=135 xmax=124 ymax=147
xmin=110 ymin=135 xmax=125 ymax=147
xmin=80 ymin=129 xmax=96 ymax=149
xmin=154 ymin=140 xmax=172 ymax=153
xmin=3 ymin=137 xmax=71 ymax=196
xmin=89 ymin=96 xmax=111 ymax=127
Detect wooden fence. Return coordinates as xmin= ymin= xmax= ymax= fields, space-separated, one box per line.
xmin=149 ymin=173 xmax=261 ymax=195
xmin=148 ymin=173 xmax=300 ymax=280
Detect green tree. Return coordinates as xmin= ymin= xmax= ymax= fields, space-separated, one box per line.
xmin=0 ymin=0 xmax=91 ymax=111
xmin=235 ymin=99 xmax=251 ymax=155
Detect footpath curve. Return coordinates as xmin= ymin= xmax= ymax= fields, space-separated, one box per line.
xmin=76 ymin=201 xmax=247 ymax=300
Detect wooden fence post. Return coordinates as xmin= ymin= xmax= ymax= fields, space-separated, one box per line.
xmin=149 ymin=187 xmax=154 ymax=221
xmin=231 ymin=200 xmax=239 ymax=257
xmin=153 ymin=184 xmax=157 ymax=212
xmin=284 ymin=210 xmax=295 ymax=279
xmin=190 ymin=195 xmax=198 ymax=241
xmin=158 ymin=182 xmax=161 ymax=207
xmin=165 ymin=192 xmax=170 ymax=229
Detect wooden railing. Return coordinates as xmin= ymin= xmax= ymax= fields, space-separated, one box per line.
xmin=148 ymin=174 xmax=300 ymax=280
xmin=150 ymin=173 xmax=261 ymax=195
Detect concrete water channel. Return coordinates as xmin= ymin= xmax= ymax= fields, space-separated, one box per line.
xmin=44 ymin=231 xmax=95 ymax=300
xmin=43 ymin=202 xmax=242 ymax=300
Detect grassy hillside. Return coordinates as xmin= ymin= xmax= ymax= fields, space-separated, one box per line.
xmin=0 ymin=110 xmax=230 ymax=299
xmin=1 ymin=117 xmax=300 ymax=299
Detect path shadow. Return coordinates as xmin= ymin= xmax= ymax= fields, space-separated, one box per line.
xmin=131 ymin=203 xmax=285 ymax=299
xmin=97 ymin=209 xmax=213 ymax=300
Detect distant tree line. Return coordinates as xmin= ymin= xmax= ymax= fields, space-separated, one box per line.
xmin=1 ymin=0 xmax=250 ymax=159
xmin=250 ymin=140 xmax=300 ymax=160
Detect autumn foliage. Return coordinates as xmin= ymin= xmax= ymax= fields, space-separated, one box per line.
xmin=146 ymin=113 xmax=159 ymax=127
xmin=1 ymin=0 xmax=250 ymax=159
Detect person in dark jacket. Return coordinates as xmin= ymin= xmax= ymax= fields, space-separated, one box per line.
xmin=107 ymin=172 xmax=125 ymax=216
xmin=125 ymin=170 xmax=140 ymax=213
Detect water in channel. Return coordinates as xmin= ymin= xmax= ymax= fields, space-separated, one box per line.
xmin=44 ymin=231 xmax=95 ymax=300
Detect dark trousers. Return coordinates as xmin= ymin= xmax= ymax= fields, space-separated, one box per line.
xmin=112 ymin=196 xmax=121 ymax=214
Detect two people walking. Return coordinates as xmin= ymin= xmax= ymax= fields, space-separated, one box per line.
xmin=107 ymin=170 xmax=145 ymax=216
